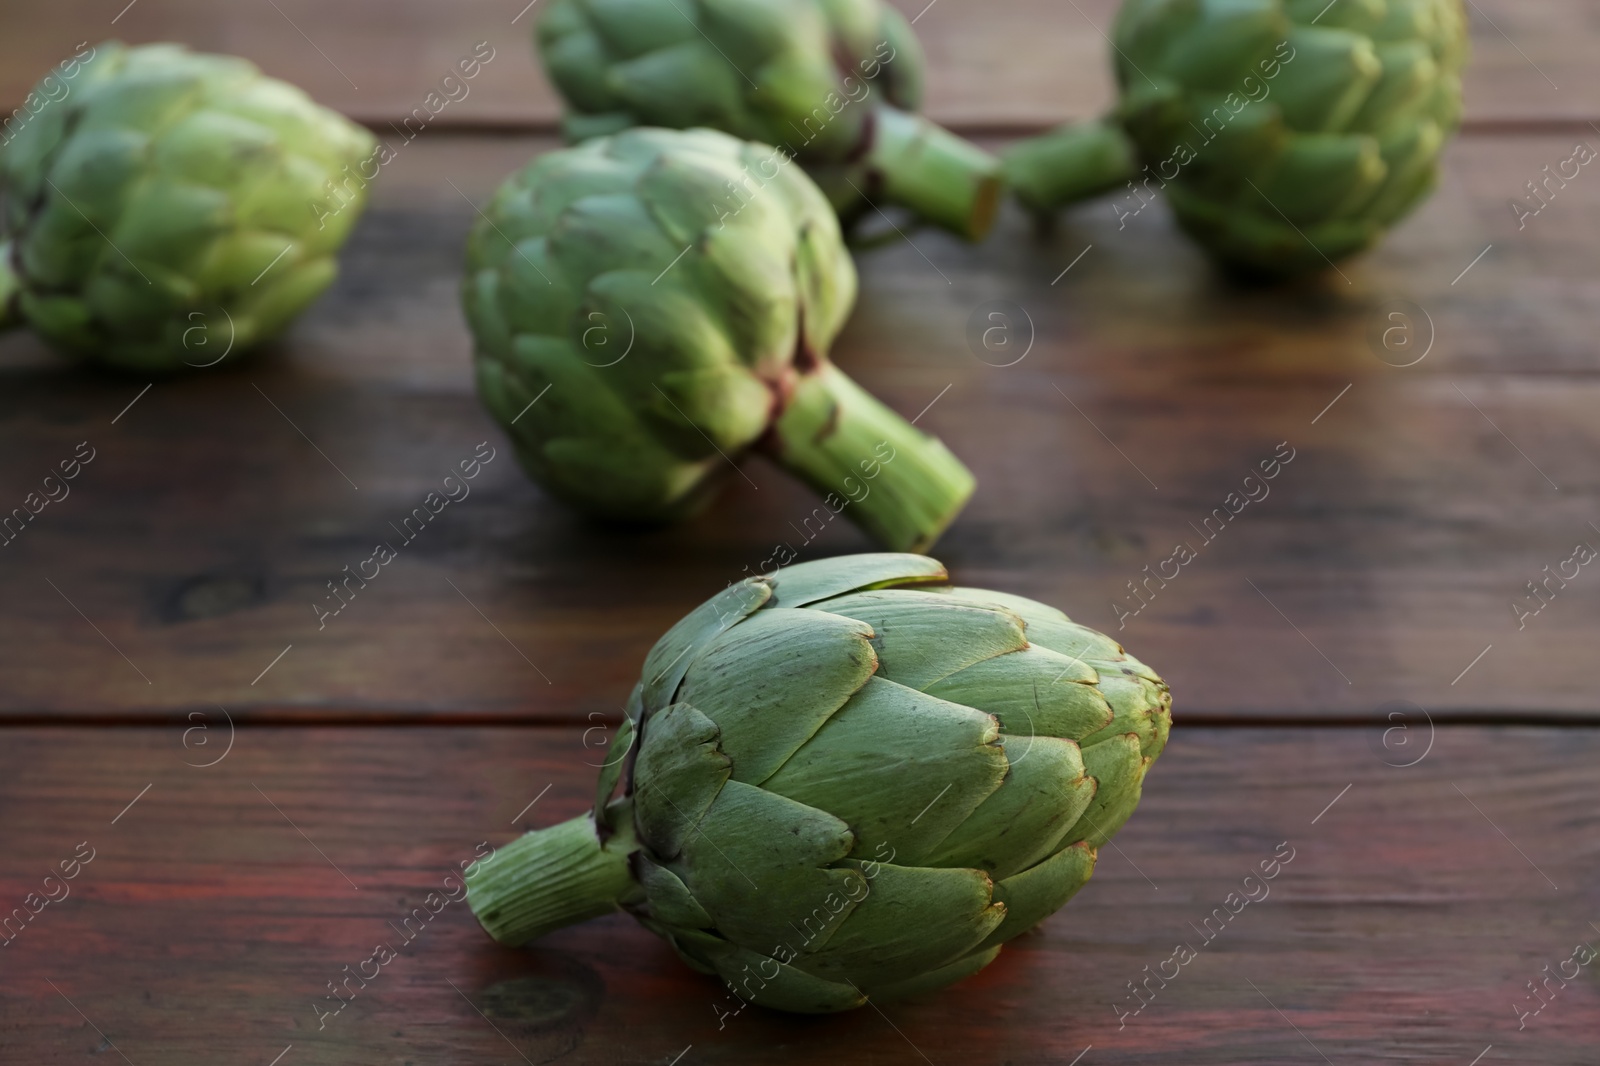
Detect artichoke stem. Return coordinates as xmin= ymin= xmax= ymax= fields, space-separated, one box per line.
xmin=1003 ymin=119 xmax=1139 ymax=215
xmin=0 ymin=242 xmax=20 ymax=332
xmin=765 ymin=363 xmax=974 ymax=553
xmin=468 ymin=811 xmax=639 ymax=946
xmin=865 ymin=106 xmax=1002 ymax=241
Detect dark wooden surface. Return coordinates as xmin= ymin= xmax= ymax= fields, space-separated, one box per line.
xmin=3 ymin=132 xmax=1599 ymax=719
xmin=1 ymin=726 xmax=1596 ymax=1065
xmin=3 ymin=2 xmax=1600 ymax=1063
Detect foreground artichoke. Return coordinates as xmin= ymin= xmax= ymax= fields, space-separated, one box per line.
xmin=536 ymin=0 xmax=1001 ymax=239
xmin=1003 ymin=0 xmax=1467 ymax=276
xmin=468 ymin=553 xmax=1171 ymax=1012
xmin=463 ymin=127 xmax=974 ymax=552
xmin=0 ymin=41 xmax=375 ymax=370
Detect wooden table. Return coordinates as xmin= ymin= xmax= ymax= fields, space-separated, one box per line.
xmin=2 ymin=3 xmax=1597 ymax=1063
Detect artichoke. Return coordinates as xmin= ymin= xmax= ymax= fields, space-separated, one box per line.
xmin=467 ymin=553 xmax=1172 ymax=1012
xmin=535 ymin=0 xmax=1001 ymax=240
xmin=1003 ymin=0 xmax=1468 ymax=276
xmin=0 ymin=41 xmax=375 ymax=371
xmin=463 ymin=127 xmax=974 ymax=552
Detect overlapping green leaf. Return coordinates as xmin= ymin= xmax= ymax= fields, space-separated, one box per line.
xmin=476 ymin=555 xmax=1172 ymax=1012
xmin=760 ymin=676 xmax=1007 ymax=862
xmin=820 ymin=589 xmax=1028 ymax=691
xmin=671 ymin=779 xmax=859 ymax=950
xmin=632 ymin=702 xmax=732 ymax=859
xmin=0 ymin=41 xmax=374 ymax=369
xmin=792 ymin=860 xmax=1005 ymax=987
xmin=677 ymin=607 xmax=877 ymax=783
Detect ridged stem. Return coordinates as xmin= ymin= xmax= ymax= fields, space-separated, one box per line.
xmin=1002 ymin=119 xmax=1139 ymax=215
xmin=863 ymin=106 xmax=1002 ymax=240
xmin=467 ymin=811 xmax=639 ymax=946
xmin=764 ymin=362 xmax=974 ymax=553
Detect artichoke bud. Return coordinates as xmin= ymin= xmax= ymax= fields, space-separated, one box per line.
xmin=0 ymin=42 xmax=376 ymax=370
xmin=535 ymin=0 xmax=1001 ymax=239
xmin=463 ymin=128 xmax=974 ymax=552
xmin=1003 ymin=0 xmax=1469 ymax=276
xmin=468 ymin=553 xmax=1172 ymax=1013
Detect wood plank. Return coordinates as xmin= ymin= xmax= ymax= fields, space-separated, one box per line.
xmin=1 ymin=132 xmax=1597 ymax=720
xmin=0 ymin=724 xmax=1594 ymax=1063
xmin=0 ymin=0 xmax=1592 ymax=130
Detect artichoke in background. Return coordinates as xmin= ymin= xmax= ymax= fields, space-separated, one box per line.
xmin=468 ymin=553 xmax=1171 ymax=1012
xmin=1004 ymin=0 xmax=1468 ymax=276
xmin=0 ymin=41 xmax=375 ymax=371
xmin=535 ymin=0 xmax=1001 ymax=240
xmin=463 ymin=127 xmax=974 ymax=552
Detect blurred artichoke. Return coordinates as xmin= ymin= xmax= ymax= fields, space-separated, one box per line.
xmin=463 ymin=127 xmax=974 ymax=552
xmin=0 ymin=41 xmax=375 ymax=370
xmin=1004 ymin=0 xmax=1468 ymax=276
xmin=535 ymin=0 xmax=1001 ymax=239
xmin=468 ymin=553 xmax=1172 ymax=1012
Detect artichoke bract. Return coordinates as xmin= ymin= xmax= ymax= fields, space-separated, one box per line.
xmin=0 ymin=41 xmax=375 ymax=371
xmin=1003 ymin=0 xmax=1468 ymax=276
xmin=535 ymin=0 xmax=1001 ymax=240
xmin=464 ymin=127 xmax=974 ymax=552
xmin=468 ymin=553 xmax=1171 ymax=1012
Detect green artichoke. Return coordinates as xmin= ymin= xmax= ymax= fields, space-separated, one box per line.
xmin=468 ymin=553 xmax=1171 ymax=1012
xmin=463 ymin=127 xmax=974 ymax=552
xmin=535 ymin=0 xmax=1001 ymax=239
xmin=1003 ymin=0 xmax=1468 ymax=276
xmin=0 ymin=41 xmax=375 ymax=371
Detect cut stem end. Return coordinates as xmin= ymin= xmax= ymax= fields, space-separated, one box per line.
xmin=765 ymin=363 xmax=974 ymax=553
xmin=865 ymin=107 xmax=1003 ymax=241
xmin=467 ymin=811 xmax=639 ymax=946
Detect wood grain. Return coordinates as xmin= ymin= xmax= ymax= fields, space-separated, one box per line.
xmin=0 ymin=725 xmax=1593 ymax=1064
xmin=1 ymin=133 xmax=1597 ymax=719
xmin=0 ymin=0 xmax=1592 ymax=130
xmin=0 ymin=5 xmax=1592 ymax=1064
